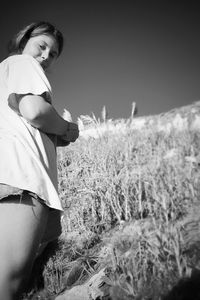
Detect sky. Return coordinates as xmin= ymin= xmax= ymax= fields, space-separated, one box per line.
xmin=0 ymin=1 xmax=200 ymax=121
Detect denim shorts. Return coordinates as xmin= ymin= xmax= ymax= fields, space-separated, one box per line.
xmin=0 ymin=183 xmax=45 ymax=205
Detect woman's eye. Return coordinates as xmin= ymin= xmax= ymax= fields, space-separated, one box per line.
xmin=50 ymin=52 xmax=57 ymax=59
xmin=39 ymin=44 xmax=46 ymax=50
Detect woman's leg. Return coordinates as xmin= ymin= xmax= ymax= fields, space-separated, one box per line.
xmin=0 ymin=194 xmax=49 ymax=300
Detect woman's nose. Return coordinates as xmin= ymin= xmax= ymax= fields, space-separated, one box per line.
xmin=41 ymin=51 xmax=49 ymax=60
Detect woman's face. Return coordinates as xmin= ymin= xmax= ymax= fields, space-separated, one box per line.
xmin=22 ymin=34 xmax=59 ymax=71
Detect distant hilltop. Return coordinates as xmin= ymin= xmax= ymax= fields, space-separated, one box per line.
xmin=74 ymin=101 xmax=200 ymax=139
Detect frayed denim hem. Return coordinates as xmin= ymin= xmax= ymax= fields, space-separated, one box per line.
xmin=0 ymin=184 xmax=46 ymax=207
xmin=0 ymin=184 xmax=23 ymax=200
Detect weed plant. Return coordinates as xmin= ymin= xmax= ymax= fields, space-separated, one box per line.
xmin=24 ymin=117 xmax=200 ymax=299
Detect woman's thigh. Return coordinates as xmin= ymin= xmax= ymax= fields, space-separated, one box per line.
xmin=0 ymin=193 xmax=49 ymax=282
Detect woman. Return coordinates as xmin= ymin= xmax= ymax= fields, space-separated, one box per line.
xmin=0 ymin=21 xmax=79 ymax=299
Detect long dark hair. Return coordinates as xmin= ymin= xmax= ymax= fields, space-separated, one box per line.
xmin=7 ymin=21 xmax=64 ymax=57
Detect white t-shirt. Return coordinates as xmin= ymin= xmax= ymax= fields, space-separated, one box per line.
xmin=0 ymin=54 xmax=63 ymax=211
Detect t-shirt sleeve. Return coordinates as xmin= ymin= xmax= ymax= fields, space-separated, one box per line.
xmin=7 ymin=55 xmax=52 ymax=114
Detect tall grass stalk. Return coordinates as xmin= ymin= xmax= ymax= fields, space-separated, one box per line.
xmin=27 ymin=113 xmax=200 ymax=299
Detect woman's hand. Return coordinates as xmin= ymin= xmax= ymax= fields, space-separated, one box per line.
xmin=60 ymin=122 xmax=79 ymax=143
xmin=56 ymin=137 xmax=71 ymax=147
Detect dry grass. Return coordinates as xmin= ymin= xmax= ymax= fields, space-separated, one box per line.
xmin=23 ymin=107 xmax=200 ymax=299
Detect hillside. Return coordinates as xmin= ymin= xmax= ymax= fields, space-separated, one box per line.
xmin=24 ymin=101 xmax=200 ymax=300
xmin=76 ymin=101 xmax=200 ymax=140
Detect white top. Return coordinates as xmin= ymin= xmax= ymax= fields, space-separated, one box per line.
xmin=0 ymin=54 xmax=63 ymax=211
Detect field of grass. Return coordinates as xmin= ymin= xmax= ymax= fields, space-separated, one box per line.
xmin=23 ymin=104 xmax=200 ymax=300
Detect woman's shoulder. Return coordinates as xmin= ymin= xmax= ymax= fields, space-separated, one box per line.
xmin=2 ymin=54 xmax=42 ymax=72
xmin=0 ymin=54 xmax=51 ymax=93
xmin=6 ymin=54 xmax=38 ymax=65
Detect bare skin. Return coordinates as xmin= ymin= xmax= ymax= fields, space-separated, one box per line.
xmin=0 ymin=194 xmax=49 ymax=299
xmin=18 ymin=94 xmax=79 ymax=144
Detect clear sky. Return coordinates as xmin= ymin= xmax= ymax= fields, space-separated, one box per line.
xmin=0 ymin=1 xmax=200 ymax=120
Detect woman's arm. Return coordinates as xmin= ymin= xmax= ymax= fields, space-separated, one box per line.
xmin=19 ymin=94 xmax=70 ymax=136
xmin=18 ymin=95 xmax=79 ymax=144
